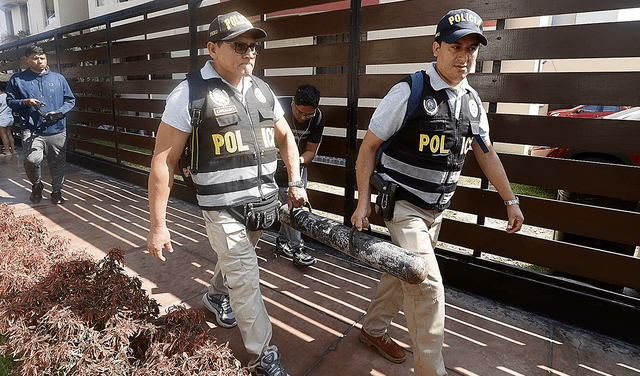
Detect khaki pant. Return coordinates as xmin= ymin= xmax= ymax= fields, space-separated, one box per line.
xmin=203 ymin=209 xmax=276 ymax=368
xmin=362 ymin=200 xmax=447 ymax=376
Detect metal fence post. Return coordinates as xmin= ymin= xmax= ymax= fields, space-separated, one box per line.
xmin=188 ymin=0 xmax=203 ymax=73
xmin=344 ymin=0 xmax=362 ymax=226
xmin=106 ymin=21 xmax=120 ymax=164
xmin=473 ymin=18 xmax=505 ymax=258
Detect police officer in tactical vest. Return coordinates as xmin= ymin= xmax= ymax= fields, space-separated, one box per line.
xmin=351 ymin=9 xmax=524 ymax=375
xmin=147 ymin=11 xmax=306 ymax=376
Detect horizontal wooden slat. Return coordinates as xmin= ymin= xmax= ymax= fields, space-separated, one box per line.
xmin=450 ymin=186 xmax=640 ymax=246
xmin=316 ymin=136 xmax=346 ymax=159
xmin=258 ymin=9 xmax=350 ymax=41
xmin=116 ymin=115 xmax=160 ymax=133
xmin=114 ymin=80 xmax=181 ymax=95
xmin=76 ymin=97 xmax=112 ymax=110
xmin=111 ymin=33 xmax=191 ymax=59
xmin=111 ymin=56 xmax=189 ymax=76
xmin=481 ymin=21 xmax=640 ymax=61
xmin=116 ymin=131 xmax=155 ymax=150
xmin=62 ymin=64 xmax=111 ymax=78
xmin=259 ymin=43 xmax=349 ymax=70
xmin=488 ymin=114 xmax=640 ymax=156
xmin=0 ymin=61 xmax=20 ymax=72
xmin=318 ymin=106 xmax=348 ymax=129
xmin=110 ymin=9 xmax=189 ymax=42
xmin=265 ymin=74 xmax=348 ymax=99
xmin=462 ymin=152 xmax=640 ymax=201
xmin=359 ymin=74 xmax=404 ymax=98
xmin=306 ymin=188 xmax=344 ymax=218
xmin=71 ymin=81 xmax=111 ymax=94
xmin=68 ymin=124 xmax=115 ymax=142
xmin=59 ymin=46 xmax=109 ymax=64
xmin=68 ymin=138 xmax=117 ymax=159
xmin=58 ymin=29 xmax=107 ymax=50
xmin=469 ymin=72 xmax=640 ymax=106
xmin=119 ymin=148 xmax=153 ymax=168
xmin=361 ymin=37 xmax=433 ymax=66
xmin=361 ymin=72 xmax=640 ymax=105
xmin=196 ymin=0 xmax=335 ymax=30
xmin=438 ymin=219 xmax=640 ymax=290
xmin=68 ymin=111 xmax=114 ymax=126
xmin=307 ymin=162 xmax=345 ymax=187
xmin=360 ymin=0 xmax=640 ymax=33
xmin=115 ymin=98 xmax=165 ymax=113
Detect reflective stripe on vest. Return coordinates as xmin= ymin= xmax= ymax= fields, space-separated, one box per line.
xmin=379 ymin=72 xmax=482 ymax=210
xmin=191 ymin=76 xmax=278 ymax=209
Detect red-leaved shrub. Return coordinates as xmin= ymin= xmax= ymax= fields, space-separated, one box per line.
xmin=0 ymin=203 xmax=248 ymax=376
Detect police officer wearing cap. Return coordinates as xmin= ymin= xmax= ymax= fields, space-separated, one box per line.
xmin=146 ymin=11 xmax=304 ymax=376
xmin=351 ymin=9 xmax=524 ymax=375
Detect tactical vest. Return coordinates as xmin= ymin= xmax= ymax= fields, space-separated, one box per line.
xmin=378 ymin=72 xmax=482 ymax=211
xmin=190 ymin=74 xmax=278 ymax=210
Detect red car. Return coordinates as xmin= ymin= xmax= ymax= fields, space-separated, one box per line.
xmin=529 ymin=106 xmax=640 ymax=263
xmin=530 ymin=107 xmax=640 ymax=166
xmin=547 ymin=105 xmax=632 ymax=118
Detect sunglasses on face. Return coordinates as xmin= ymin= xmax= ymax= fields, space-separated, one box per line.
xmin=292 ymin=102 xmax=316 ymax=119
xmin=224 ymin=41 xmax=262 ymax=55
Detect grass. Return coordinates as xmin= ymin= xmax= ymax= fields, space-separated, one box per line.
xmin=0 ymin=337 xmax=13 ymax=376
xmin=510 ymin=183 xmax=556 ymax=199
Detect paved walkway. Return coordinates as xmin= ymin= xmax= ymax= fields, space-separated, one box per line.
xmin=1 ymin=150 xmax=639 ymax=376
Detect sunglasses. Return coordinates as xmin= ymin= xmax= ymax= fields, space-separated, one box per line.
xmin=292 ymin=102 xmax=316 ymax=119
xmin=224 ymin=41 xmax=262 ymax=55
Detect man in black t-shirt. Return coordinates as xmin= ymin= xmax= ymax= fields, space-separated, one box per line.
xmin=275 ymin=84 xmax=325 ymax=266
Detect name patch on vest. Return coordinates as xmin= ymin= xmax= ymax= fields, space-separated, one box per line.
xmin=213 ymin=105 xmax=238 ymax=117
xmin=423 ymin=97 xmax=438 ymax=116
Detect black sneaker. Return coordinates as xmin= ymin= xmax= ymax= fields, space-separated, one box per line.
xmin=255 ymin=349 xmax=290 ymax=376
xmin=275 ymin=237 xmax=294 ymax=258
xmin=30 ymin=182 xmax=43 ymax=203
xmin=51 ymin=191 xmax=65 ymax=205
xmin=292 ymin=247 xmax=316 ymax=267
xmin=202 ymin=293 xmax=237 ymax=328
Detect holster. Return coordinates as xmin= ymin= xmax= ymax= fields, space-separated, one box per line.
xmin=228 ymin=193 xmax=279 ymax=231
xmin=370 ymin=173 xmax=398 ymax=222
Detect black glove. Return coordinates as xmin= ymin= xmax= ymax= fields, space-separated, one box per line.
xmin=44 ymin=112 xmax=64 ymax=124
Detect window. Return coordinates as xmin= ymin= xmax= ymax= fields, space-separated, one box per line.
xmin=603 ymin=106 xmax=621 ymax=112
xmin=44 ymin=0 xmax=56 ymax=26
xmin=20 ymin=4 xmax=30 ymax=34
xmin=580 ymin=105 xmax=602 ymax=113
xmin=97 ymin=0 xmax=130 ymax=6
xmin=5 ymin=11 xmax=14 ymax=36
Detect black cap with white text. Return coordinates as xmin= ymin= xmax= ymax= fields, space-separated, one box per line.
xmin=435 ymin=9 xmax=488 ymax=45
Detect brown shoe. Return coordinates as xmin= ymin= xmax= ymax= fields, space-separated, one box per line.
xmin=359 ymin=328 xmax=407 ymax=363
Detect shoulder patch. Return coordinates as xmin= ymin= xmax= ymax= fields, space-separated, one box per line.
xmin=423 ymin=96 xmax=438 ymax=116
xmin=254 ymin=87 xmax=267 ymax=103
xmin=208 ymin=88 xmax=230 ymax=106
xmin=468 ymin=99 xmax=479 ymax=118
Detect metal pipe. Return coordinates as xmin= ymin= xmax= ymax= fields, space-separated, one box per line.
xmin=279 ymin=206 xmax=428 ymax=284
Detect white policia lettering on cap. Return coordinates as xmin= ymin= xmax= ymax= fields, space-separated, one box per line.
xmin=222 ymin=14 xmax=252 ymax=31
xmin=448 ymin=12 xmax=483 ymax=27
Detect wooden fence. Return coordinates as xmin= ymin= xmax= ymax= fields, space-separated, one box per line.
xmin=1 ymin=0 xmax=638 ymax=343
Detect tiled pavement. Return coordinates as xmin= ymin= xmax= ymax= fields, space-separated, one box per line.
xmin=1 ymin=150 xmax=639 ymax=376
